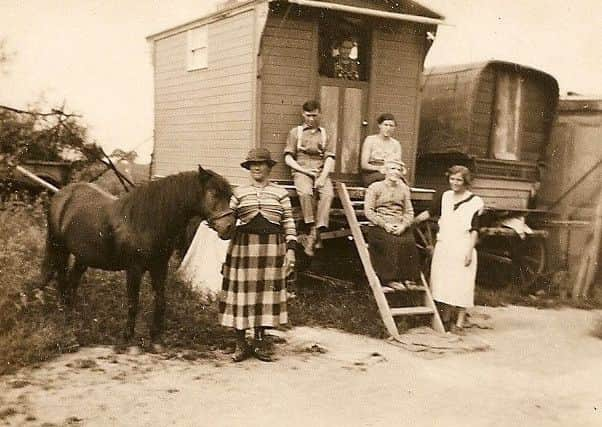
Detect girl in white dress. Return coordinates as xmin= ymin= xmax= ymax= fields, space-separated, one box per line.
xmin=414 ymin=166 xmax=484 ymax=333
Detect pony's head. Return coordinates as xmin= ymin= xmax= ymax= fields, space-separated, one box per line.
xmin=197 ymin=165 xmax=235 ymax=240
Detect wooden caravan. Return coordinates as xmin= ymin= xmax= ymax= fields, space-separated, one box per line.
xmin=416 ymin=61 xmax=559 ymax=209
xmin=147 ymin=0 xmax=445 ymax=184
xmin=538 ymin=96 xmax=602 ymax=297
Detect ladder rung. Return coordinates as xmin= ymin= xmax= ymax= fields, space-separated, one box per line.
xmin=382 ymin=285 xmax=427 ymax=293
xmin=390 ymin=306 xmax=434 ymax=316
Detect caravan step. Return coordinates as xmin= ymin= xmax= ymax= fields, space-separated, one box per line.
xmin=390 ymin=307 xmax=434 ymax=316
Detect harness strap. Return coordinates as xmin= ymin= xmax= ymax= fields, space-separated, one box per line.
xmin=297 ymin=125 xmax=327 ymax=154
xmin=208 ymin=208 xmax=234 ymax=223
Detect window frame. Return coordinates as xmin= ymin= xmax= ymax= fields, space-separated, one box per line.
xmin=187 ymin=25 xmax=209 ymax=71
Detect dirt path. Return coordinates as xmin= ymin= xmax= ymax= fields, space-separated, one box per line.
xmin=1 ymin=306 xmax=601 ymax=427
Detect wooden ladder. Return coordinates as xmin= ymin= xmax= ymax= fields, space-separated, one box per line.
xmin=335 ymin=182 xmax=445 ymax=340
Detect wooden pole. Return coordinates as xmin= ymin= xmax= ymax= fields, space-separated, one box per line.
xmin=572 ymin=242 xmax=592 ymax=301
xmin=581 ymin=189 xmax=602 ymax=298
xmin=15 ymin=165 xmax=59 ymax=193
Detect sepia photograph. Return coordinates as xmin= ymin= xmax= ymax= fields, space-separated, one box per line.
xmin=0 ymin=0 xmax=601 ymax=425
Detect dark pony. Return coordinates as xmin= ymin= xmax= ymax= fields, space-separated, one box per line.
xmin=41 ymin=165 xmax=235 ymax=342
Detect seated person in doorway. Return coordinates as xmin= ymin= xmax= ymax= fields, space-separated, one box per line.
xmin=364 ymin=160 xmax=421 ymax=291
xmin=360 ymin=113 xmax=405 ymax=186
xmin=329 ymin=37 xmax=360 ymax=80
xmin=284 ymin=100 xmax=335 ymax=257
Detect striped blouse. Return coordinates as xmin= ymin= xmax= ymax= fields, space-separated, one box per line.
xmin=230 ymin=182 xmax=297 ymax=244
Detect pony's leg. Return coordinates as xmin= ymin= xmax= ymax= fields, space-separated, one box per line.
xmin=51 ymin=245 xmax=71 ymax=304
xmin=124 ymin=267 xmax=144 ymax=341
xmin=40 ymin=234 xmax=64 ymax=286
xmin=66 ymin=261 xmax=87 ymax=306
xmin=40 ymin=237 xmax=55 ymax=285
xmin=149 ymin=263 xmax=168 ymax=342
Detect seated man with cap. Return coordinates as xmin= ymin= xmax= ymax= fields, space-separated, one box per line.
xmin=284 ymin=99 xmax=335 ymax=256
xmin=363 ymin=160 xmax=421 ymax=291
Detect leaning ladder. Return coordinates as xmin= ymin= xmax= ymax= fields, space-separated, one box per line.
xmin=335 ymin=182 xmax=445 ymax=340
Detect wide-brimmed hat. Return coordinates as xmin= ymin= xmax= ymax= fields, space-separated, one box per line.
xmin=240 ymin=147 xmax=277 ymax=169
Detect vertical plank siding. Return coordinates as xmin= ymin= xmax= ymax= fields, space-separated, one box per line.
xmin=539 ymin=98 xmax=602 ymax=281
xmin=471 ymin=68 xmax=495 ymax=157
xmin=259 ymin=13 xmax=315 ymax=180
xmin=419 ymin=68 xmax=481 ymax=156
xmin=152 ymin=10 xmax=256 ymax=182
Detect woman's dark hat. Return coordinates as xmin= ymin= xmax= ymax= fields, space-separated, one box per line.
xmin=241 ymin=147 xmax=277 ymax=169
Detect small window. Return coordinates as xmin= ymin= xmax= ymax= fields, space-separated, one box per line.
xmin=187 ymin=25 xmax=208 ymax=71
xmin=490 ymin=72 xmax=523 ymax=160
xmin=318 ymin=17 xmax=370 ymax=81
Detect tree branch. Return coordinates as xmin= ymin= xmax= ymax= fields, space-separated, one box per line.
xmin=0 ymin=104 xmax=81 ymax=118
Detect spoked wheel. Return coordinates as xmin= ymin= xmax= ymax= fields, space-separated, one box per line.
xmin=513 ymin=235 xmax=547 ymax=289
xmin=478 ymin=234 xmax=546 ymax=289
xmin=413 ymin=219 xmax=438 ymax=278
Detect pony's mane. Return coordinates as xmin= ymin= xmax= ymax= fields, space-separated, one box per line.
xmin=116 ymin=169 xmax=231 ymax=237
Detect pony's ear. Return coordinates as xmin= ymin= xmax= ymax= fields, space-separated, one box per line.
xmin=197 ymin=164 xmax=210 ymax=181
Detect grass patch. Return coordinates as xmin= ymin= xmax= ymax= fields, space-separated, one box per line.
xmin=288 ymin=275 xmax=387 ymax=339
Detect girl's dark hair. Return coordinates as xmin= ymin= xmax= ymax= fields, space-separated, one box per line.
xmin=377 ymin=113 xmax=396 ymax=125
xmin=446 ymin=165 xmax=473 ymax=187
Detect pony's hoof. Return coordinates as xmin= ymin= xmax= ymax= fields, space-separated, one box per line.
xmin=150 ymin=343 xmax=165 ymax=354
xmin=121 ymin=332 xmax=135 ymax=346
xmin=127 ymin=346 xmax=142 ymax=356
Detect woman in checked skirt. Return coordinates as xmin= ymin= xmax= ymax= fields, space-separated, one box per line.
xmin=219 ymin=148 xmax=296 ymax=362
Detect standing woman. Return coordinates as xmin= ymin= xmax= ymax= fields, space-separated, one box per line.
xmin=360 ymin=113 xmax=404 ymax=186
xmin=414 ymin=166 xmax=484 ymax=333
xmin=219 ymin=148 xmax=296 ymax=362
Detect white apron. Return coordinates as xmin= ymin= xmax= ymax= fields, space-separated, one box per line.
xmin=430 ymin=191 xmax=484 ymax=308
xmin=177 ymin=221 xmax=229 ymax=297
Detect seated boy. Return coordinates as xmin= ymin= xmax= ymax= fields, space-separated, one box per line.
xmin=284 ymin=100 xmax=335 ymax=256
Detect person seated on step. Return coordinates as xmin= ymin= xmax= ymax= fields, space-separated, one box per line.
xmin=360 ymin=113 xmax=405 ymax=186
xmin=364 ymin=160 xmax=421 ymax=292
xmin=284 ymin=99 xmax=335 ymax=257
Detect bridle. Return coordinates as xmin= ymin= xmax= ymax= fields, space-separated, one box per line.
xmin=206 ymin=208 xmax=235 ymax=230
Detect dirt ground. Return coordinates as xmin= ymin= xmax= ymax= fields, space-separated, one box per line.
xmin=1 ymin=305 xmax=601 ymax=427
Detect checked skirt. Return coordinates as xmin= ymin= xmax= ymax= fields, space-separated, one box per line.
xmin=218 ymin=231 xmax=288 ymax=330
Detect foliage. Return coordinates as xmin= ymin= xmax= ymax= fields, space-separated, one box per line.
xmin=0 ymin=106 xmax=101 ymax=165
xmin=110 ymin=148 xmax=138 ymax=163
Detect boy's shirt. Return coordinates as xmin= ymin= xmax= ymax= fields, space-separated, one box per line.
xmin=284 ymin=126 xmax=336 ymax=160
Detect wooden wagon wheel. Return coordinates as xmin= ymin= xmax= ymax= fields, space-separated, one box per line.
xmin=512 ymin=235 xmax=547 ymax=289
xmin=478 ymin=233 xmax=547 ymax=289
xmin=413 ymin=218 xmax=438 ymax=277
